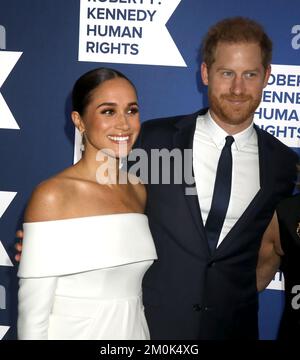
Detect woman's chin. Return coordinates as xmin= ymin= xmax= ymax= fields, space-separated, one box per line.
xmin=97 ymin=147 xmax=132 ymax=160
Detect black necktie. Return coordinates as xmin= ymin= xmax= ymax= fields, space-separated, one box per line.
xmin=205 ymin=135 xmax=235 ymax=253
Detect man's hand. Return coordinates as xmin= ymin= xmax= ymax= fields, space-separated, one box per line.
xmin=15 ymin=230 xmax=23 ymax=262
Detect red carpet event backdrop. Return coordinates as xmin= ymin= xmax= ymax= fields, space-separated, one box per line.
xmin=0 ymin=0 xmax=299 ymax=340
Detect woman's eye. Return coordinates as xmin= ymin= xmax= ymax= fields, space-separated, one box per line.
xmin=101 ymin=109 xmax=114 ymax=115
xmin=128 ymin=107 xmax=139 ymax=115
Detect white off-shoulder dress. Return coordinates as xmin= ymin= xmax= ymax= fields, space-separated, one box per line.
xmin=17 ymin=213 xmax=157 ymax=340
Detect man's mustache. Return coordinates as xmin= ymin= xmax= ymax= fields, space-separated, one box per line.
xmin=221 ymin=94 xmax=252 ymax=101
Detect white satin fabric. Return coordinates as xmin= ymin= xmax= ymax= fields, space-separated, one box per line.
xmin=17 ymin=213 xmax=157 ymax=340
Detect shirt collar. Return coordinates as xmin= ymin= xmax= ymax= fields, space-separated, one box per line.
xmin=197 ymin=110 xmax=256 ymax=151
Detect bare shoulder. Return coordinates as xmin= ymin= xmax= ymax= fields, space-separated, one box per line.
xmin=24 ymin=176 xmax=70 ymax=222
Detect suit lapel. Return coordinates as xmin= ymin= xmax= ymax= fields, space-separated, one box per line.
xmin=173 ymin=110 xmax=209 ymax=254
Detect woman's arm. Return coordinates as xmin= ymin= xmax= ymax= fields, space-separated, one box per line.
xmin=18 ymin=178 xmax=64 ymax=339
xmin=256 ymin=211 xmax=283 ymax=292
xmin=18 ymin=277 xmax=57 ymax=339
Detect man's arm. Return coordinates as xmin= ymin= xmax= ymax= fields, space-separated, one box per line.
xmin=256 ymin=212 xmax=283 ymax=292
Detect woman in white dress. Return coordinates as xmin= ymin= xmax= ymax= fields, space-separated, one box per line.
xmin=17 ymin=68 xmax=157 ymax=340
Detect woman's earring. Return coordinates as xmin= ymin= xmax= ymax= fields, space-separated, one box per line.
xmin=296 ymin=222 xmax=300 ymax=238
xmin=80 ymin=131 xmax=85 ymax=152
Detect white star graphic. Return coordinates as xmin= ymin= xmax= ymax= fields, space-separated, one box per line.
xmin=0 ymin=51 xmax=22 ymax=129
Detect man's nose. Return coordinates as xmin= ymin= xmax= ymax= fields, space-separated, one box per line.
xmin=230 ymin=76 xmax=245 ymax=95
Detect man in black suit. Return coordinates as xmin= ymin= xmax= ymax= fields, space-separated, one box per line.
xmin=135 ymin=17 xmax=298 ymax=339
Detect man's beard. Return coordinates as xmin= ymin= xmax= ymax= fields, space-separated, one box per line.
xmin=209 ymin=91 xmax=261 ymax=126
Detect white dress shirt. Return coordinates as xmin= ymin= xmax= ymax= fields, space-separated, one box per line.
xmin=192 ymin=111 xmax=260 ymax=247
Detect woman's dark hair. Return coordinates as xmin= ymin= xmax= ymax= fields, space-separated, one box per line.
xmin=72 ymin=67 xmax=137 ymax=115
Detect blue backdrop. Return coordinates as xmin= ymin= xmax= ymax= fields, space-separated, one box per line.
xmin=0 ymin=0 xmax=299 ymax=340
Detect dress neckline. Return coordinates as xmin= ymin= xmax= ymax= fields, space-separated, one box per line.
xmin=23 ymin=212 xmax=146 ymax=225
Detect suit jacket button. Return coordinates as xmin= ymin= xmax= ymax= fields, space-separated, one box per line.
xmin=193 ymin=304 xmax=202 ymax=312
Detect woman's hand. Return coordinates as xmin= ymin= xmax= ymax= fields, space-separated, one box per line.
xmin=15 ymin=230 xmax=23 ymax=262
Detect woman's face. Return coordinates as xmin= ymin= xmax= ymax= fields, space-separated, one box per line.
xmin=75 ymin=77 xmax=140 ymax=158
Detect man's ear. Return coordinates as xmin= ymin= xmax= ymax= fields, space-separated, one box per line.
xmin=201 ymin=62 xmax=209 ymax=85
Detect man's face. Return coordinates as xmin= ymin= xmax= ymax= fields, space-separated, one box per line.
xmin=201 ymin=42 xmax=271 ymax=133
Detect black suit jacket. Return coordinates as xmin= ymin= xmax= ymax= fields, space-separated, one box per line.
xmin=134 ymin=108 xmax=298 ymax=339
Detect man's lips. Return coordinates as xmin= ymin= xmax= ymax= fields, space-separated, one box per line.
xmin=223 ymin=96 xmax=251 ymax=103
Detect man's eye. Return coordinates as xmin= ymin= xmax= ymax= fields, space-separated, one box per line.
xmin=245 ymin=72 xmax=257 ymax=78
xmin=222 ymin=71 xmax=233 ymax=77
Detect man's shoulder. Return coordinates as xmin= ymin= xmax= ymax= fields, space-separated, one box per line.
xmin=256 ymin=125 xmax=298 ymax=161
xmin=140 ymin=108 xmax=207 ymax=133
xmin=135 ymin=110 xmax=203 ymax=150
